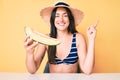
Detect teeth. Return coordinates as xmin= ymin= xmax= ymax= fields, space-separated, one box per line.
xmin=58 ymin=23 xmax=65 ymax=26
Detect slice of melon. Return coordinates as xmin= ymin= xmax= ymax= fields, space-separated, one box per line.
xmin=24 ymin=27 xmax=60 ymax=46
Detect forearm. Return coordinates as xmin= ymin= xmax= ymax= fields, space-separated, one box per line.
xmin=83 ymin=39 xmax=95 ymax=74
xmin=81 ymin=21 xmax=97 ymax=74
xmin=26 ymin=53 xmax=37 ymax=74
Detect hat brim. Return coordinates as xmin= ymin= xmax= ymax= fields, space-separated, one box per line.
xmin=40 ymin=6 xmax=84 ymax=27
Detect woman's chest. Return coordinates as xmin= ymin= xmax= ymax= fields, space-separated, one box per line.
xmin=56 ymin=40 xmax=72 ymax=60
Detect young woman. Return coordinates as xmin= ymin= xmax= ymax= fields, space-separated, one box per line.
xmin=24 ymin=1 xmax=98 ymax=74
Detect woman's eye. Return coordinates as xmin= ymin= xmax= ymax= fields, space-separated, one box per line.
xmin=64 ymin=15 xmax=68 ymax=17
xmin=55 ymin=15 xmax=59 ymax=17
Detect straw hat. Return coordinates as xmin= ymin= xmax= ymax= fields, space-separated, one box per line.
xmin=40 ymin=1 xmax=84 ymax=26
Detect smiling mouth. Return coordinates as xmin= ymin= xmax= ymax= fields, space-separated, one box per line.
xmin=58 ymin=22 xmax=65 ymax=26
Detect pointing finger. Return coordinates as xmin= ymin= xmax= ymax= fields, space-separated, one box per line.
xmin=93 ymin=20 xmax=99 ymax=28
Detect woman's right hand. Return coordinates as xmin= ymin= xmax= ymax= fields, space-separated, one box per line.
xmin=24 ymin=36 xmax=39 ymax=54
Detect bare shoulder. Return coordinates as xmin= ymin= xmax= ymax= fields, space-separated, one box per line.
xmin=76 ymin=33 xmax=85 ymax=41
xmin=76 ymin=33 xmax=86 ymax=46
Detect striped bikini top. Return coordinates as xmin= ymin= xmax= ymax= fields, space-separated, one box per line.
xmin=54 ymin=33 xmax=78 ymax=64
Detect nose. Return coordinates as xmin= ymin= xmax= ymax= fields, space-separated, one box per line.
xmin=59 ymin=16 xmax=63 ymax=22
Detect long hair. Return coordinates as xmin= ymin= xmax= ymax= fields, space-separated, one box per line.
xmin=48 ymin=7 xmax=77 ymax=64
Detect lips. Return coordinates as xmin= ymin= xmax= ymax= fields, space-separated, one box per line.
xmin=57 ymin=22 xmax=65 ymax=26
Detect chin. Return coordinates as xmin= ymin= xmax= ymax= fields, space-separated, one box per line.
xmin=56 ymin=26 xmax=68 ymax=31
xmin=57 ymin=28 xmax=67 ymax=31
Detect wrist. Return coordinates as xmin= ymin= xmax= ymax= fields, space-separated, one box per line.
xmin=88 ymin=38 xmax=95 ymax=45
xmin=88 ymin=38 xmax=95 ymax=41
xmin=26 ymin=51 xmax=34 ymax=57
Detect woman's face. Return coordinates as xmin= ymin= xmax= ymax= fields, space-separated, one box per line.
xmin=54 ymin=7 xmax=70 ymax=31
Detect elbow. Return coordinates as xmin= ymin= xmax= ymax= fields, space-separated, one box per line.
xmin=82 ymin=68 xmax=93 ymax=75
xmin=26 ymin=65 xmax=37 ymax=74
xmin=27 ymin=68 xmax=37 ymax=74
xmin=29 ymin=71 xmax=36 ymax=74
xmin=84 ymin=71 xmax=92 ymax=75
xmin=81 ymin=65 xmax=94 ymax=75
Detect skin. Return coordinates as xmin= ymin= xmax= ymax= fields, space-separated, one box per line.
xmin=24 ymin=7 xmax=98 ymax=74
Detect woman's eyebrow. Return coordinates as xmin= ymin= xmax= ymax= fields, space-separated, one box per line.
xmin=56 ymin=12 xmax=67 ymax=15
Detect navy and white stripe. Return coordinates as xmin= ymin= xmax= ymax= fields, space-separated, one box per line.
xmin=54 ymin=33 xmax=78 ymax=64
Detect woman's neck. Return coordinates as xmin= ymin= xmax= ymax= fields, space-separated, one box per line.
xmin=57 ymin=30 xmax=72 ymax=40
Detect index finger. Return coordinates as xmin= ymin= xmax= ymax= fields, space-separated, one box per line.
xmin=24 ymin=35 xmax=30 ymax=42
xmin=93 ymin=20 xmax=99 ymax=28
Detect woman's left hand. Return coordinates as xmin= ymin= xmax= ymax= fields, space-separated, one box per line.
xmin=87 ymin=20 xmax=99 ymax=40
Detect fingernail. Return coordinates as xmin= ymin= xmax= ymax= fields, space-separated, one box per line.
xmin=88 ymin=27 xmax=90 ymax=30
xmin=36 ymin=42 xmax=38 ymax=44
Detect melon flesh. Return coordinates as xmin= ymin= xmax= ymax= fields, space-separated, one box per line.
xmin=24 ymin=27 xmax=60 ymax=46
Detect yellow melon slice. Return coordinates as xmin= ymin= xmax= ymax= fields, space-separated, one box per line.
xmin=24 ymin=27 xmax=60 ymax=46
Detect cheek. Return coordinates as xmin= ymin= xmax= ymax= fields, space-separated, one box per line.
xmin=65 ymin=19 xmax=70 ymax=25
xmin=65 ymin=17 xmax=69 ymax=22
xmin=54 ymin=18 xmax=58 ymax=23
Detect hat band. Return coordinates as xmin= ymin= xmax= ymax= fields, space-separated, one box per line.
xmin=55 ymin=2 xmax=69 ymax=7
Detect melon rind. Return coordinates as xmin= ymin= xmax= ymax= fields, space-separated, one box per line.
xmin=24 ymin=27 xmax=60 ymax=46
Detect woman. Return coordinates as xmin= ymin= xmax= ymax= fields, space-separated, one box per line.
xmin=24 ymin=1 xmax=98 ymax=74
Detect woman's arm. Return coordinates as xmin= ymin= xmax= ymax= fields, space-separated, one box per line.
xmin=78 ymin=35 xmax=95 ymax=74
xmin=24 ymin=36 xmax=46 ymax=74
xmin=77 ymin=21 xmax=98 ymax=74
